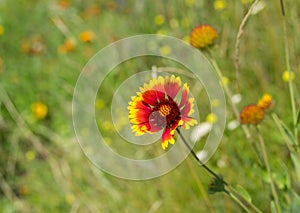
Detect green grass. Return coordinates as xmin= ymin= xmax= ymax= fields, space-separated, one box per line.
xmin=0 ymin=0 xmax=300 ymax=212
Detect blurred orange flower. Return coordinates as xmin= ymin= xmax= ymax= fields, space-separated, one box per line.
xmin=31 ymin=102 xmax=48 ymax=120
xmin=240 ymin=94 xmax=272 ymax=125
xmin=190 ymin=24 xmax=218 ymax=49
xmin=79 ymin=31 xmax=95 ymax=43
xmin=58 ymin=38 xmax=76 ymax=54
xmin=240 ymin=104 xmax=265 ymax=125
xmin=57 ymin=0 xmax=70 ymax=9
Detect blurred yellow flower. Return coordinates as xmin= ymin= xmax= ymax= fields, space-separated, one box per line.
xmin=190 ymin=24 xmax=218 ymax=49
xmin=154 ymin=15 xmax=165 ymax=25
xmin=31 ymin=102 xmax=48 ymax=119
xmin=185 ymin=0 xmax=195 ymax=6
xmin=104 ymin=137 xmax=112 ymax=145
xmin=181 ymin=18 xmax=190 ymax=28
xmin=282 ymin=70 xmax=295 ymax=82
xmin=221 ymin=76 xmax=229 ymax=86
xmin=169 ymin=18 xmax=179 ymax=29
xmin=58 ymin=38 xmax=76 ymax=54
xmin=214 ymin=0 xmax=227 ymax=10
xmin=65 ymin=193 xmax=75 ymax=204
xmin=103 ymin=120 xmax=114 ymax=131
xmin=156 ymin=30 xmax=167 ymax=36
xmin=206 ymin=113 xmax=218 ymax=124
xmin=96 ymin=99 xmax=105 ymax=109
xmin=79 ymin=30 xmax=95 ymax=43
xmin=25 ymin=150 xmax=36 ymax=161
xmin=257 ymin=94 xmax=272 ymax=110
xmin=159 ymin=45 xmax=171 ymax=56
xmin=0 ymin=25 xmax=4 ymax=36
xmin=211 ymin=99 xmax=220 ymax=107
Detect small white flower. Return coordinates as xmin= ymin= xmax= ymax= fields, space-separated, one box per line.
xmin=231 ymin=93 xmax=242 ymax=104
xmin=190 ymin=122 xmax=212 ymax=142
xmin=227 ymin=120 xmax=239 ymax=130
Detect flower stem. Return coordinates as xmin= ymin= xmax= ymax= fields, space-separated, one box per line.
xmin=281 ymin=6 xmax=299 ymax=150
xmin=227 ymin=186 xmax=263 ymax=213
xmin=176 ymin=128 xmax=226 ymax=184
xmin=176 ymin=128 xmax=263 ymax=213
xmin=255 ymin=126 xmax=281 ymax=213
xmin=208 ymin=55 xmax=263 ymax=165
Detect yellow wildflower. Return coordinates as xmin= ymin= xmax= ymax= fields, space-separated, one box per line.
xmin=282 ymin=70 xmax=295 ymax=82
xmin=31 ymin=102 xmax=48 ymax=119
xmin=154 ymin=15 xmax=165 ymax=25
xmin=206 ymin=113 xmax=218 ymax=124
xmin=160 ymin=45 xmax=171 ymax=56
xmin=257 ymin=94 xmax=272 ymax=110
xmin=214 ymin=0 xmax=227 ymax=10
xmin=58 ymin=38 xmax=76 ymax=54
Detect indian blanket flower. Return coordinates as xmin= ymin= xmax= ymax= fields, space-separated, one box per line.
xmin=240 ymin=94 xmax=272 ymax=125
xmin=128 ymin=75 xmax=197 ymax=150
xmin=240 ymin=104 xmax=265 ymax=125
xmin=190 ymin=24 xmax=218 ymax=49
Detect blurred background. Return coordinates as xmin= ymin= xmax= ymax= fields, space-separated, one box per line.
xmin=0 ymin=0 xmax=299 ymax=212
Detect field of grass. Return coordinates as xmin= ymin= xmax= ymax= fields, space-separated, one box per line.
xmin=0 ymin=0 xmax=300 ymax=212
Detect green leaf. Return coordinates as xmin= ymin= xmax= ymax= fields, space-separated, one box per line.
xmin=291 ymin=153 xmax=300 ymax=182
xmin=290 ymin=191 xmax=300 ymax=213
xmin=280 ymin=120 xmax=296 ymax=145
xmin=234 ymin=185 xmax=252 ymax=203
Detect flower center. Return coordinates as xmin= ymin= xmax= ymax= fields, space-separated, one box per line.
xmin=159 ymin=104 xmax=171 ymax=117
xmin=149 ymin=96 xmax=181 ymax=129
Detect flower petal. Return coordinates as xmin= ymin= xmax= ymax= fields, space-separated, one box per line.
xmin=179 ymin=83 xmax=189 ymax=108
xmin=161 ymin=128 xmax=175 ymax=150
xmin=164 ymin=75 xmax=181 ymax=98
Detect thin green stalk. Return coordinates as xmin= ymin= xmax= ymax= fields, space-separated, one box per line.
xmin=176 ymin=128 xmax=225 ymax=183
xmin=227 ymin=186 xmax=263 ymax=213
xmin=281 ymin=2 xmax=299 ymax=149
xmin=208 ymin=55 xmax=263 ymax=165
xmin=227 ymin=191 xmax=251 ymax=213
xmin=255 ymin=126 xmax=281 ymax=213
xmin=176 ymin=128 xmax=262 ymax=213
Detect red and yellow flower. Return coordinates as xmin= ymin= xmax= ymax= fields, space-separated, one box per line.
xmin=128 ymin=75 xmax=197 ymax=149
xmin=190 ymin=24 xmax=218 ymax=49
xmin=240 ymin=93 xmax=272 ymax=125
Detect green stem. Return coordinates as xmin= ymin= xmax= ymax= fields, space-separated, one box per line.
xmin=176 ymin=128 xmax=262 ymax=213
xmin=255 ymin=126 xmax=281 ymax=213
xmin=227 ymin=186 xmax=263 ymax=213
xmin=208 ymin=56 xmax=263 ymax=165
xmin=282 ymin=3 xmax=299 ymax=149
xmin=176 ymin=128 xmax=225 ymax=183
xmin=227 ymin=190 xmax=251 ymax=213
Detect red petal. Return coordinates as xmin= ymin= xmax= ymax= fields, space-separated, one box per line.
xmin=164 ymin=75 xmax=181 ymax=98
xmin=179 ymin=83 xmax=189 ymax=108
